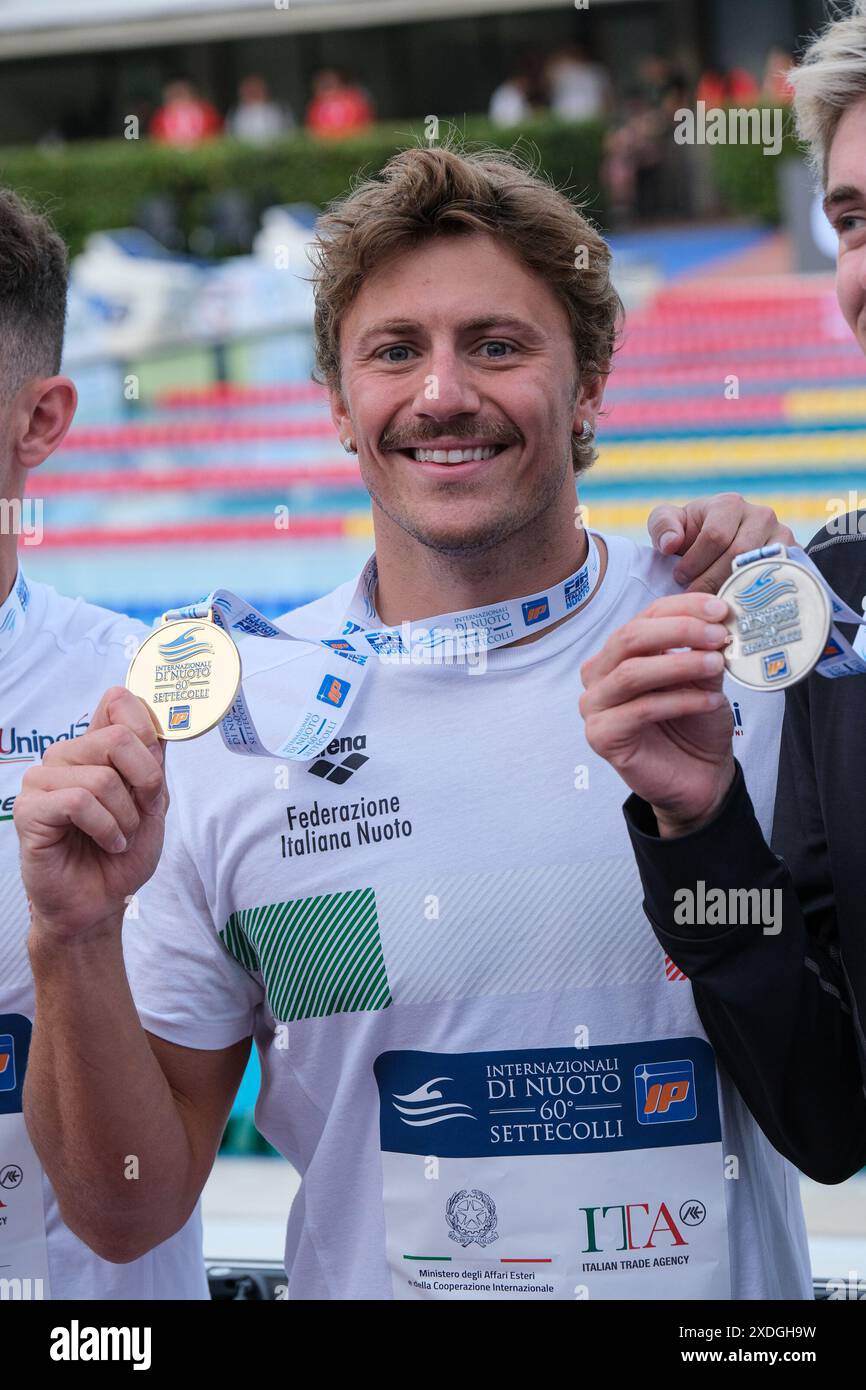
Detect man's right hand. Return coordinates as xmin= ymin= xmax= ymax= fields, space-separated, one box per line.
xmin=579 ymin=594 xmax=737 ymax=838
xmin=14 ymin=686 xmax=168 ymax=939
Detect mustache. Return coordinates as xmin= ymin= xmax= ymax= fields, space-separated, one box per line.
xmin=379 ymin=422 xmax=522 ymax=451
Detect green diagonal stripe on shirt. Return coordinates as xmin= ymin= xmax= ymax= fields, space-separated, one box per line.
xmin=220 ymin=886 xmax=391 ymax=1023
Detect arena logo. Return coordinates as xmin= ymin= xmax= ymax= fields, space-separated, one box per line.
xmin=673 ymin=102 xmax=783 ymax=157
xmin=308 ymin=732 xmax=369 ymax=784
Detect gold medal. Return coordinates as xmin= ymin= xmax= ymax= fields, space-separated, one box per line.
xmin=126 ymin=613 xmax=241 ymax=740
xmin=718 ymin=548 xmax=832 ymax=691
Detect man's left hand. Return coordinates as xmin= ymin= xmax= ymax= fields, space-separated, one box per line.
xmin=647 ymin=493 xmax=795 ymax=595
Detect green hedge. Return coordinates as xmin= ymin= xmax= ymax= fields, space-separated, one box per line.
xmin=707 ymin=105 xmax=803 ymax=223
xmin=0 ymin=108 xmax=805 ymax=254
xmin=0 ymin=115 xmax=609 ymax=255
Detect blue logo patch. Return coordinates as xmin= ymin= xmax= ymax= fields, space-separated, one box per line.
xmin=762 ymin=650 xmax=790 ymax=682
xmin=0 ymin=1014 xmax=30 ymax=1115
xmin=0 ymin=1033 xmax=16 ymax=1093
xmin=168 ymin=704 xmax=191 ymax=730
xmin=365 ymin=631 xmax=406 ymax=655
xmin=317 ymin=675 xmax=351 ymax=707
xmin=565 ymin=572 xmax=590 ymax=610
xmin=521 ymin=598 xmax=550 ymax=626
xmin=634 ymin=1059 xmax=697 ymax=1125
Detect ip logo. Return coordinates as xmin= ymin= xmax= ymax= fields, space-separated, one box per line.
xmin=762 ymin=651 xmax=789 ymax=682
xmin=0 ymin=1034 xmax=16 ymax=1093
xmin=521 ymin=597 xmax=550 ymax=626
xmin=634 ymin=1059 xmax=696 ymax=1125
xmin=317 ymin=674 xmax=351 ymax=708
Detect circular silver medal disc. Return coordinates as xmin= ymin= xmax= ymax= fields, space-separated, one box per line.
xmin=717 ymin=552 xmax=831 ymax=691
xmin=126 ymin=617 xmax=241 ymax=740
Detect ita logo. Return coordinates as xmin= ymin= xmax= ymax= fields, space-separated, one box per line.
xmin=679 ymin=1199 xmax=706 ymax=1228
xmin=446 ymin=1189 xmax=498 ymax=1248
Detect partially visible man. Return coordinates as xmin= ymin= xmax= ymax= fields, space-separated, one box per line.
xmin=16 ymin=144 xmax=809 ymax=1301
xmin=0 ymin=189 xmax=208 ymax=1298
xmin=582 ymin=1 xmax=866 ymax=1183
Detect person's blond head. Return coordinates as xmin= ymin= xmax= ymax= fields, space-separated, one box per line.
xmin=789 ymin=0 xmax=866 ymax=184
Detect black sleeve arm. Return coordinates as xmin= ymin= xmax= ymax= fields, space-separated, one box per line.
xmin=623 ymin=760 xmax=866 ymax=1183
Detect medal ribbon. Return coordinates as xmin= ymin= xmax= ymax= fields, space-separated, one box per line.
xmin=162 ymin=534 xmax=602 ymax=761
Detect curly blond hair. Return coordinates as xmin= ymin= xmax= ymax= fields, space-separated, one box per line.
xmin=789 ymin=0 xmax=866 ymax=185
xmin=309 ymin=139 xmax=622 ymax=476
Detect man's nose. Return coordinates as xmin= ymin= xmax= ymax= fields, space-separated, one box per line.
xmin=412 ymin=349 xmax=483 ymax=418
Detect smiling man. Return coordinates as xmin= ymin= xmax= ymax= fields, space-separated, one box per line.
xmin=0 ymin=188 xmax=207 ymax=1299
xmin=15 ymin=144 xmax=807 ymax=1301
xmin=583 ymin=0 xmax=866 ymax=1188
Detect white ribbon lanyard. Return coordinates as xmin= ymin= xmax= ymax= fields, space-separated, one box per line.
xmin=163 ymin=534 xmax=602 ymax=762
xmin=732 ymin=544 xmax=866 ymax=679
xmin=0 ymin=571 xmax=31 ymax=663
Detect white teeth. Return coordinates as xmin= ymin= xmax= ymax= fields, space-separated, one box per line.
xmin=411 ymin=446 xmax=499 ymax=463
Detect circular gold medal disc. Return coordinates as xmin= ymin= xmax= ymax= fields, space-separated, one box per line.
xmin=718 ymin=555 xmax=832 ymax=691
xmin=126 ymin=617 xmax=241 ymax=740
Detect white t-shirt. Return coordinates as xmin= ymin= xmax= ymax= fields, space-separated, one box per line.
xmin=125 ymin=534 xmax=812 ymax=1301
xmin=0 ymin=572 xmax=208 ymax=1300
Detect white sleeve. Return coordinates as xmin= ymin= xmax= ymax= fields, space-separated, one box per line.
xmin=123 ymin=774 xmax=262 ymax=1051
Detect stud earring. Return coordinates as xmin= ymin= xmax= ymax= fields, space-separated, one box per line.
xmin=342 ymin=437 xmax=357 ymax=454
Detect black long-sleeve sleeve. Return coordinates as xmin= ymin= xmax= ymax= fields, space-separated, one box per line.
xmin=625 ymin=756 xmax=866 ymax=1182
xmin=622 ymin=522 xmax=866 ymax=1181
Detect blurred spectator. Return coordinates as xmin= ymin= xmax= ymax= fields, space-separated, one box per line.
xmin=697 ymin=66 xmax=759 ymax=106
xmin=696 ymin=69 xmax=728 ymax=106
xmin=150 ymin=80 xmax=222 ymax=145
xmin=728 ymin=67 xmax=760 ymax=101
xmin=305 ymin=68 xmax=375 ymax=139
xmin=636 ymin=55 xmax=673 ymax=106
xmin=545 ymin=44 xmax=610 ymax=121
xmin=601 ymin=90 xmax=664 ymax=225
xmin=489 ymin=69 xmax=534 ymax=127
xmin=762 ymin=47 xmax=796 ymax=103
xmin=228 ymin=75 xmax=294 ymax=143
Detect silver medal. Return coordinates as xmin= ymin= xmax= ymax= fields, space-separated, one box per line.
xmin=717 ymin=545 xmax=832 ymax=691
